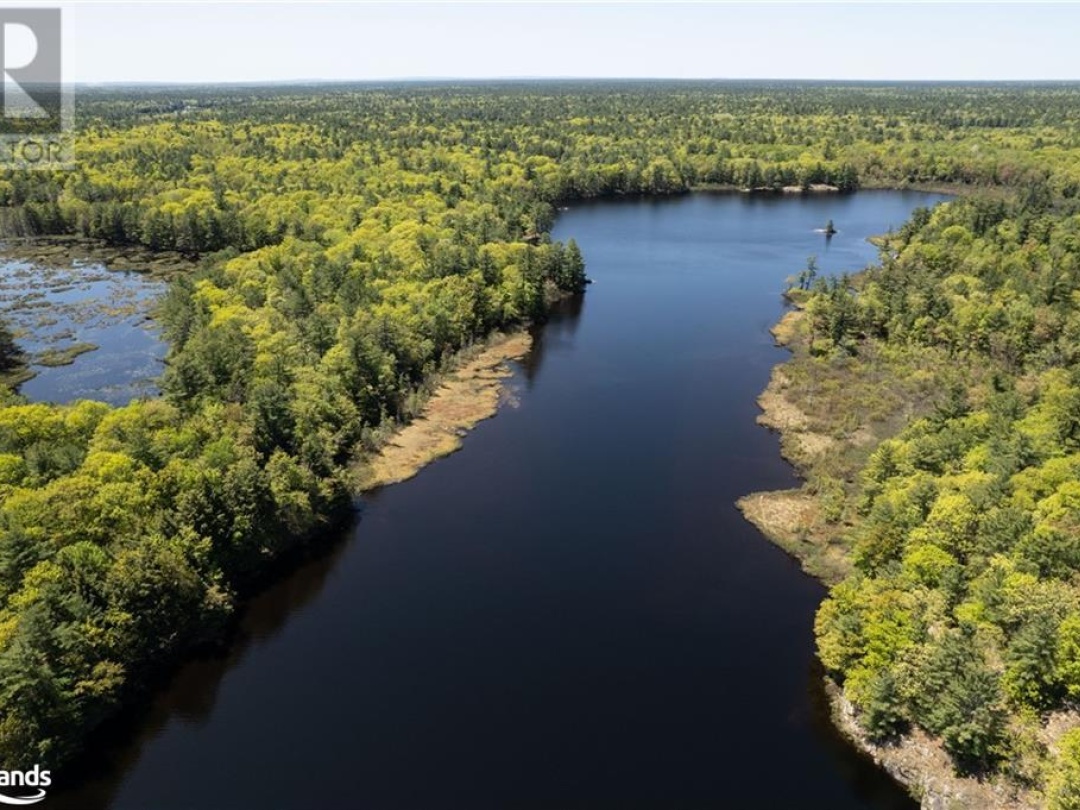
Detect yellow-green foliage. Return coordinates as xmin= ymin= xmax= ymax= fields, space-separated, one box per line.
xmin=2 ymin=82 xmax=1080 ymax=774
xmin=813 ymin=186 xmax=1080 ymax=785
xmin=1049 ymin=729 xmax=1080 ymax=809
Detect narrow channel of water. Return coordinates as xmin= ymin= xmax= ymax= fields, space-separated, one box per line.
xmin=51 ymin=191 xmax=946 ymax=809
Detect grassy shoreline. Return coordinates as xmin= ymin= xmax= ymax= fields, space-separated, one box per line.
xmin=739 ymin=301 xmax=1037 ymax=808
xmin=0 ymin=191 xmax=1020 ymax=791
xmin=0 ymin=229 xmax=552 ymax=774
xmin=351 ymin=330 xmax=532 ymax=492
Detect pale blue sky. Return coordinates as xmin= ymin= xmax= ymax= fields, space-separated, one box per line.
xmin=38 ymin=2 xmax=1080 ymax=83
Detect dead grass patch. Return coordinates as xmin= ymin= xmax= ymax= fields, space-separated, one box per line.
xmin=737 ymin=490 xmax=851 ymax=582
xmin=756 ymin=367 xmax=810 ymax=432
xmin=353 ymin=332 xmax=531 ymax=492
xmin=770 ymin=309 xmax=804 ymax=346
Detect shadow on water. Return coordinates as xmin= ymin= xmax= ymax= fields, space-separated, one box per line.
xmin=802 ymin=659 xmax=917 ymax=810
xmin=46 ymin=521 xmax=355 ymax=810
xmin=520 ymin=291 xmax=585 ymax=386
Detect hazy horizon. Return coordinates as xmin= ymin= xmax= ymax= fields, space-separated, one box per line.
xmin=29 ymin=2 xmax=1080 ymax=85
xmin=70 ymin=77 xmax=1080 ymax=87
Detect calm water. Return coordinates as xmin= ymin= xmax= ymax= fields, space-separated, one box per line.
xmin=51 ymin=191 xmax=946 ymax=809
xmin=0 ymin=259 xmax=166 ymax=405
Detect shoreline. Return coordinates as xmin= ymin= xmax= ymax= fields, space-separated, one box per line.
xmin=0 ymin=226 xmax=544 ymax=777
xmin=736 ymin=309 xmax=853 ymax=584
xmin=351 ymin=330 xmax=532 ymax=492
xmin=0 ymin=235 xmax=199 ymax=278
xmin=827 ymin=681 xmax=1038 ymax=809
xmin=42 ymin=329 xmax=535 ymax=788
xmin=0 ymin=191 xmax=1006 ymax=789
xmin=739 ymin=305 xmax=1038 ymax=808
xmin=691 ymin=180 xmax=986 ymax=197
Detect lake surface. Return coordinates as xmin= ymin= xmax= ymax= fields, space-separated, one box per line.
xmin=0 ymin=258 xmax=166 ymax=405
xmin=51 ymin=191 xmax=947 ymax=809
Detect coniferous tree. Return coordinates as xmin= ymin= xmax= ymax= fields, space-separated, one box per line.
xmin=0 ymin=318 xmax=21 ymax=372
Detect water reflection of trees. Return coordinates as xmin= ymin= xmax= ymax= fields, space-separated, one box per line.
xmin=46 ymin=523 xmax=353 ymax=810
xmin=521 ymin=292 xmax=585 ymax=386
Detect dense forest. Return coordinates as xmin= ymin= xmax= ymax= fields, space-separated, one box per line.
xmin=2 ymin=82 xmax=1080 ymax=799
xmin=799 ymin=188 xmax=1080 ymax=804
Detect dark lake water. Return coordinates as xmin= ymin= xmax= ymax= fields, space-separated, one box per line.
xmin=51 ymin=191 xmax=947 ymax=809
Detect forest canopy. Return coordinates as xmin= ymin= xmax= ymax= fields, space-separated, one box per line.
xmin=806 ymin=189 xmax=1080 ymax=786
xmin=1 ymin=82 xmax=1080 ymax=792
